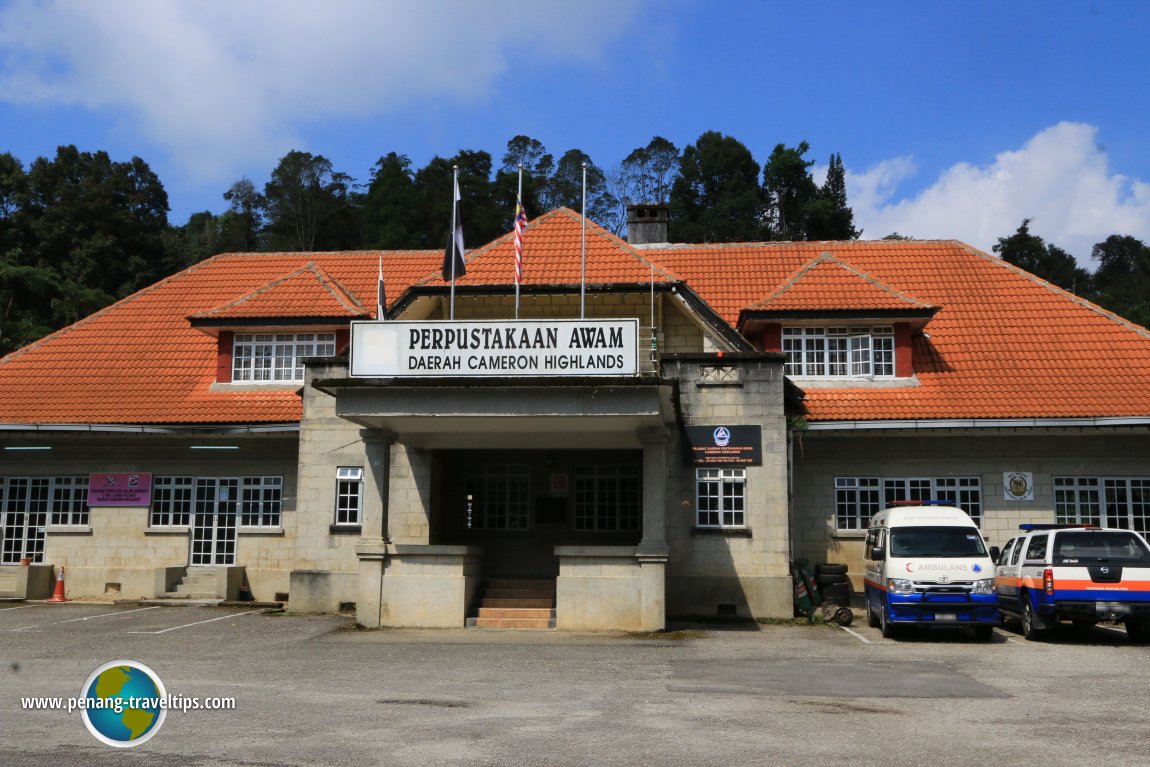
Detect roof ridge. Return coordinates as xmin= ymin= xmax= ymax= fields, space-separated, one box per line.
xmin=0 ymin=251 xmax=234 ymax=366
xmin=954 ymin=241 xmax=1150 ymax=341
xmin=747 ymin=251 xmax=934 ymax=311
xmin=193 ymin=261 xmax=369 ymax=319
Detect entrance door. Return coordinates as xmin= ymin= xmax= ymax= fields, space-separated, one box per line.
xmin=189 ymin=478 xmax=238 ymax=566
xmin=1 ymin=478 xmax=48 ymax=564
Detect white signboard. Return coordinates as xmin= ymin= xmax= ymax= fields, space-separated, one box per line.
xmin=350 ymin=319 xmax=640 ymax=378
xmin=1003 ymin=471 xmax=1034 ymax=501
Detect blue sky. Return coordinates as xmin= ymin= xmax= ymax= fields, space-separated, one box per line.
xmin=2 ymin=0 xmax=1149 ymax=265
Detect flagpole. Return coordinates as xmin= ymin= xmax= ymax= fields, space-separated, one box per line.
xmin=580 ymin=161 xmax=587 ymax=319
xmin=450 ymin=165 xmax=458 ymax=321
xmin=515 ymin=164 xmax=523 ymax=319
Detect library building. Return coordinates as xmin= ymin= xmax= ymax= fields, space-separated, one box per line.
xmin=2 ymin=205 xmax=1150 ymax=630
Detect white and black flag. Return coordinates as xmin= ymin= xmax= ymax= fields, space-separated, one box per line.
xmin=442 ymin=176 xmax=466 ymax=281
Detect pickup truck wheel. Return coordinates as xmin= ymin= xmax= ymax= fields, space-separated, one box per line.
xmin=1021 ymin=596 xmax=1045 ymax=641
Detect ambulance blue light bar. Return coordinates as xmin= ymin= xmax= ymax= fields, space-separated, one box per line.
xmin=888 ymin=499 xmax=952 ymax=507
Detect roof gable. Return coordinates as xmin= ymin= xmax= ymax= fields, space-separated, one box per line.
xmin=744 ymin=252 xmax=935 ymax=314
xmin=412 ymin=208 xmax=682 ymax=288
xmin=191 ymin=262 xmax=369 ymax=323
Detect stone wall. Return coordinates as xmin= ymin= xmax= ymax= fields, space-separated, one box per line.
xmin=791 ymin=428 xmax=1150 ymax=591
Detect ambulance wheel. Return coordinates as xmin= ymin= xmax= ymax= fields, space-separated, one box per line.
xmin=1021 ymin=596 xmax=1046 ymax=641
xmin=834 ymin=607 xmax=854 ymax=627
xmin=879 ymin=602 xmax=899 ymax=639
xmin=1125 ymin=618 xmax=1150 ymax=644
xmin=972 ymin=625 xmax=994 ymax=642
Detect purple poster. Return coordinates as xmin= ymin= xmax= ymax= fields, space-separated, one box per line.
xmin=87 ymin=473 xmax=153 ymax=507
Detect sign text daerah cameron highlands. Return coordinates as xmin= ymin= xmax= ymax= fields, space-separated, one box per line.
xmin=350 ymin=319 xmax=640 ymax=378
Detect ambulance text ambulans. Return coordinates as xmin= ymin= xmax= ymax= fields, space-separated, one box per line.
xmin=864 ymin=503 xmax=999 ymax=640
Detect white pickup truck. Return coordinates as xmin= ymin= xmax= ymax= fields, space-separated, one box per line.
xmin=994 ymin=524 xmax=1150 ymax=641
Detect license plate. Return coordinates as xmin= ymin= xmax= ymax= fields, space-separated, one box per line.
xmin=935 ymin=613 xmax=957 ymax=622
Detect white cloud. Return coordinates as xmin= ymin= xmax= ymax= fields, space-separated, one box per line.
xmin=848 ymin=122 xmax=1150 ymax=265
xmin=0 ymin=0 xmax=641 ymax=181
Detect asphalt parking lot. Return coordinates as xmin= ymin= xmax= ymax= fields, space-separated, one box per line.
xmin=2 ymin=602 xmax=1148 ymax=767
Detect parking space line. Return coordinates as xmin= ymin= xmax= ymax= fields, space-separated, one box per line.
xmin=10 ymin=606 xmax=162 ymax=631
xmin=838 ymin=624 xmax=871 ymax=643
xmin=0 ymin=604 xmax=38 ymax=611
xmin=127 ymin=609 xmax=268 ymax=635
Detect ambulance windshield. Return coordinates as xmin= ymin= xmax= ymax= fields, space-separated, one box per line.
xmin=889 ymin=526 xmax=988 ymax=558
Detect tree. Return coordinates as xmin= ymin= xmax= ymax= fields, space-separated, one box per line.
xmin=221 ymin=178 xmax=264 ymax=251
xmin=992 ymin=219 xmax=1090 ymax=295
xmin=669 ymin=131 xmax=764 ymax=242
xmin=262 ymin=151 xmax=358 ymax=251
xmin=362 ymin=153 xmax=418 ymax=249
xmin=806 ymin=153 xmax=860 ymax=240
xmin=1090 ymin=234 xmax=1150 ymax=328
xmin=0 ymin=146 xmax=172 ymax=353
xmin=762 ymin=142 xmax=819 ymax=241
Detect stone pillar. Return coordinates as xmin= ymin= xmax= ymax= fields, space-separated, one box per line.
xmin=637 ymin=426 xmax=669 ymax=631
xmin=637 ymin=426 xmax=670 ymax=557
xmin=356 ymin=429 xmax=394 ymax=628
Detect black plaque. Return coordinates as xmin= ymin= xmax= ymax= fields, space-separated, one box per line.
xmin=683 ymin=425 xmax=762 ymax=466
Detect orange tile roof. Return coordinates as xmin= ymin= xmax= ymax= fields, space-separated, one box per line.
xmin=192 ymin=262 xmax=369 ymax=321
xmin=1 ymin=211 xmax=1149 ymax=425
xmin=744 ymin=252 xmax=934 ymax=314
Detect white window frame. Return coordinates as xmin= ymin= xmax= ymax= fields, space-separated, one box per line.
xmin=573 ymin=465 xmax=641 ymax=532
xmin=334 ymin=467 xmax=364 ymax=527
xmin=151 ymin=476 xmax=193 ymax=527
xmin=835 ymin=476 xmax=983 ymax=529
xmin=1055 ymin=477 xmax=1150 ymax=533
xmin=696 ymin=468 xmax=747 ymax=529
xmin=465 ymin=464 xmax=530 ymax=531
xmin=232 ymin=332 xmax=337 ymax=383
xmin=150 ymin=475 xmax=282 ymax=528
xmin=49 ymin=476 xmax=90 ymax=527
xmin=783 ymin=326 xmax=895 ymax=379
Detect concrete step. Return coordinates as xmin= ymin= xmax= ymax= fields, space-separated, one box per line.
xmin=479 ymin=598 xmax=554 ymax=609
xmin=485 ymin=578 xmax=555 ymax=590
xmin=168 ymin=591 xmax=218 ymax=599
xmin=472 ymin=616 xmax=555 ymax=629
xmin=483 ymin=588 xmax=555 ymax=600
xmin=476 ymin=607 xmax=554 ymax=620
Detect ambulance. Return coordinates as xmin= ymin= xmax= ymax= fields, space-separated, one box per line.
xmin=863 ymin=502 xmax=1000 ymax=640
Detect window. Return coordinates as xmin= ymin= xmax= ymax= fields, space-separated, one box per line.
xmin=0 ymin=477 xmax=88 ymax=531
xmin=151 ymin=477 xmax=193 ymax=527
xmin=999 ymin=538 xmax=1017 ymax=566
xmin=241 ymin=477 xmax=282 ymax=526
xmin=49 ymin=476 xmax=89 ymax=526
xmin=335 ymin=468 xmax=363 ymax=526
xmin=835 ymin=476 xmax=983 ymax=529
xmin=696 ymin=468 xmax=746 ymax=528
xmin=465 ymin=465 xmax=530 ymax=530
xmin=1055 ymin=477 xmax=1150 ymax=532
xmin=1024 ymin=534 xmax=1048 ymax=562
xmin=574 ymin=466 xmax=640 ymax=532
xmin=783 ymin=326 xmax=895 ymax=378
xmin=232 ymin=332 xmax=337 ymax=383
xmin=150 ymin=476 xmax=282 ymax=528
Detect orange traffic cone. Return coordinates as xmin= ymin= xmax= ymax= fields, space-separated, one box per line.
xmin=49 ymin=566 xmax=69 ymax=602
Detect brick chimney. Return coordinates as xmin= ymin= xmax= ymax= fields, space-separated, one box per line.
xmin=626 ymin=203 xmax=669 ymax=245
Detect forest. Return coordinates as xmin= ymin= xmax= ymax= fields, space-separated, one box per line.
xmin=1 ymin=132 xmax=1148 ymax=356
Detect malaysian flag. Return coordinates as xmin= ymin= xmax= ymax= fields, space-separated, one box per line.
xmin=513 ymin=197 xmax=527 ymax=284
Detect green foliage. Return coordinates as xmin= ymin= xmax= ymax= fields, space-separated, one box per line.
xmin=762 ymin=141 xmax=819 ymax=241
xmin=1090 ymin=234 xmax=1150 ymax=328
xmin=670 ymin=131 xmax=765 ymax=242
xmin=993 ymin=219 xmax=1091 ymax=295
xmin=0 ymin=146 xmax=171 ymax=355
